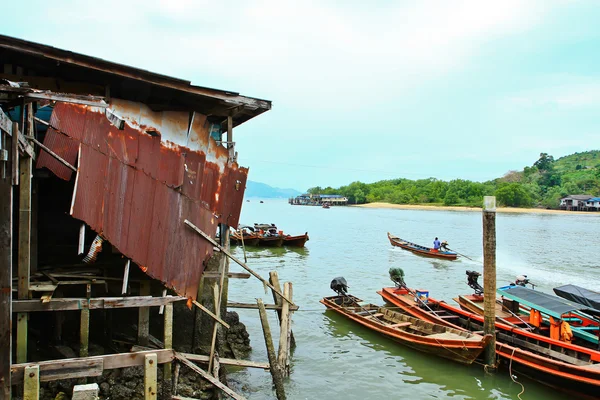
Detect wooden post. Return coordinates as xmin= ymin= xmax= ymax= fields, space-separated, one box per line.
xmin=78 ymin=223 xmax=85 ymax=255
xmin=227 ymin=115 xmax=234 ymax=160
xmin=23 ymin=365 xmax=39 ymax=400
xmin=257 ymin=299 xmax=286 ymax=400
xmin=277 ymin=282 xmax=292 ymax=377
xmin=17 ymin=146 xmax=32 ymax=363
xmin=172 ymin=361 xmax=180 ymax=396
xmin=80 ymin=284 xmax=91 ymax=357
xmin=138 ymin=280 xmax=151 ymax=346
xmin=482 ymin=196 xmax=497 ymax=370
xmin=208 ymin=224 xmax=230 ymax=373
xmin=144 ymin=353 xmax=158 ymax=400
xmin=163 ymin=303 xmax=173 ymax=382
xmin=122 ymin=259 xmax=130 ymax=295
xmin=269 ymin=272 xmax=295 ymax=349
xmin=0 ymin=130 xmax=13 ymax=399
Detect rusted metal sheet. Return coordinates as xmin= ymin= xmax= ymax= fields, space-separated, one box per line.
xmin=43 ymin=101 xmax=247 ymax=299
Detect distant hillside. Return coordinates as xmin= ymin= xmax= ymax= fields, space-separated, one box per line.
xmin=244 ymin=180 xmax=301 ymax=198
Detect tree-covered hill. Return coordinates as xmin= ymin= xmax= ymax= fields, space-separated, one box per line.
xmin=306 ymin=151 xmax=600 ymax=208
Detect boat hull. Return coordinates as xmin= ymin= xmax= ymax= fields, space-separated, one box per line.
xmin=283 ymin=233 xmax=309 ymax=247
xmin=258 ymin=236 xmax=284 ymax=247
xmin=321 ymin=295 xmax=488 ymax=365
xmin=387 ymin=232 xmax=458 ymax=260
xmin=378 ymin=287 xmax=600 ymax=398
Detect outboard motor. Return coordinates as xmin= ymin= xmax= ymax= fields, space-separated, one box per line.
xmin=389 ymin=267 xmax=407 ymax=290
xmin=330 ymin=277 xmax=349 ymax=296
xmin=514 ymin=275 xmax=535 ymax=289
xmin=466 ymin=270 xmax=484 ymax=295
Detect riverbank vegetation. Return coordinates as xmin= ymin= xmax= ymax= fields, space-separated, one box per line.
xmin=307 ymin=151 xmax=600 ymax=208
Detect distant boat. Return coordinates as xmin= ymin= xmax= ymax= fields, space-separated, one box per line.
xmin=260 ymin=200 xmax=264 ymax=203
xmin=283 ymin=232 xmax=309 ymax=247
xmin=320 ymin=294 xmax=490 ymax=365
xmin=387 ymin=232 xmax=458 ymax=260
xmin=322 ymin=203 xmax=330 ymax=209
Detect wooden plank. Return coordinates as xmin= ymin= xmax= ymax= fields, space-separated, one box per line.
xmin=80 ymin=284 xmax=91 ymax=357
xmin=163 ymin=303 xmax=173 ymax=382
xmin=496 ymin=332 xmax=588 ymax=366
xmin=277 ymin=282 xmax=292 ymax=377
xmin=269 ymin=272 xmax=295 ymax=348
xmin=202 ymin=272 xmax=250 ymax=279
xmin=257 ymin=299 xmax=286 ymax=400
xmin=227 ymin=302 xmax=299 ymax=311
xmin=208 ymin=284 xmax=220 ymax=373
xmin=12 ymin=349 xmax=173 ymax=383
xmin=78 ymin=223 xmax=85 ymax=255
xmin=144 ymin=353 xmax=157 ymax=400
xmin=0 ymin=108 xmax=12 ymax=135
xmin=138 ymin=281 xmax=151 ymax=346
xmin=191 ymin=300 xmax=230 ymax=329
xmin=0 ymin=85 xmax=108 ymax=108
xmin=179 ymin=353 xmax=269 ymax=370
xmin=184 ymin=220 xmax=294 ymax=306
xmin=23 ymin=365 xmax=39 ymax=400
xmin=121 ymin=260 xmax=130 ymax=295
xmin=0 ymin=132 xmax=13 ymax=398
xmin=18 ymin=144 xmax=31 ymax=298
xmin=16 ymin=313 xmax=27 ymax=363
xmin=388 ymin=322 xmax=412 ymax=328
xmin=175 ymin=353 xmax=247 ymax=400
xmin=13 ymin=295 xmax=186 ymax=312
xmin=25 ymin=135 xmax=77 ymax=172
xmin=11 ymin=123 xmax=18 ymax=185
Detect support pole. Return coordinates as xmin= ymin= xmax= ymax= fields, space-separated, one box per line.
xmin=208 ymin=224 xmax=230 ymax=373
xmin=257 ymin=299 xmax=286 ymax=400
xmin=269 ymin=272 xmax=295 ymax=349
xmin=0 ymin=131 xmax=13 ymax=399
xmin=17 ymin=143 xmax=32 ymax=363
xmin=78 ymin=223 xmax=85 ymax=255
xmin=277 ymin=282 xmax=292 ymax=377
xmin=80 ymin=284 xmax=91 ymax=357
xmin=138 ymin=280 xmax=151 ymax=346
xmin=121 ymin=259 xmax=131 ymax=295
xmin=482 ymin=196 xmax=497 ymax=370
xmin=144 ymin=353 xmax=158 ymax=400
xmin=23 ymin=365 xmax=39 ymax=400
xmin=163 ymin=303 xmax=173 ymax=383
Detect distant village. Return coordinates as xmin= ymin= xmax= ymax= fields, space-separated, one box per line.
xmin=559 ymin=195 xmax=600 ymax=211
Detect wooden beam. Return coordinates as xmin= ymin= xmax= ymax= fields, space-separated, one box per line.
xmin=227 ymin=302 xmax=299 ymax=311
xmin=13 ymin=295 xmax=186 ymax=312
xmin=0 ymin=85 xmax=108 ymax=108
xmin=23 ymin=365 xmax=39 ymax=400
xmin=138 ymin=281 xmax=151 ymax=347
xmin=257 ymin=299 xmax=286 ymax=400
xmin=269 ymin=272 xmax=295 ymax=348
xmin=0 ymin=108 xmax=12 ymax=135
xmin=184 ymin=220 xmax=294 ymax=306
xmin=277 ymin=282 xmax=292 ymax=377
xmin=202 ymin=272 xmax=250 ymax=279
xmin=80 ymin=284 xmax=91 ymax=357
xmin=12 ymin=349 xmax=173 ymax=384
xmin=144 ymin=353 xmax=157 ymax=400
xmin=78 ymin=223 xmax=85 ymax=255
xmin=163 ymin=303 xmax=173 ymax=382
xmin=25 ymin=135 xmax=76 ymax=172
xmin=179 ymin=353 xmax=269 ymax=370
xmin=16 ymin=313 xmax=27 ymax=364
xmin=11 ymin=123 xmax=18 ymax=185
xmin=174 ymin=353 xmax=246 ymax=400
xmin=191 ymin=300 xmax=230 ymax=329
xmin=121 ymin=260 xmax=130 ymax=295
xmin=0 ymin=129 xmax=13 ymax=398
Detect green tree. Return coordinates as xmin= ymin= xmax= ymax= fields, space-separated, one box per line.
xmin=495 ymin=183 xmax=532 ymax=207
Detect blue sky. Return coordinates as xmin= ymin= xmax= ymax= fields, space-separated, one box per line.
xmin=4 ymin=1 xmax=600 ymax=191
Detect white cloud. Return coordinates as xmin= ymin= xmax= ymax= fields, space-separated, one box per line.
xmin=507 ymin=82 xmax=600 ymax=108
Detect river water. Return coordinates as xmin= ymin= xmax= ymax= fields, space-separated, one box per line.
xmin=225 ymin=199 xmax=600 ymax=400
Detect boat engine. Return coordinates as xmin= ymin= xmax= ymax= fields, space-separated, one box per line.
xmin=466 ymin=270 xmax=483 ymax=295
xmin=514 ymin=275 xmax=535 ymax=288
xmin=389 ymin=267 xmax=408 ymax=290
xmin=330 ymin=277 xmax=349 ymax=296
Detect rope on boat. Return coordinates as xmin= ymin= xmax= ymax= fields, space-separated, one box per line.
xmin=509 ymin=346 xmax=525 ymax=400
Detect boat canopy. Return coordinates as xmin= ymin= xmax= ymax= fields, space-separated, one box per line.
xmin=554 ymin=284 xmax=600 ymax=311
xmin=498 ymin=286 xmax=600 ymax=318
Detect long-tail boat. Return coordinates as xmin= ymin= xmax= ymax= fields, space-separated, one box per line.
xmin=554 ymin=284 xmax=600 ymax=311
xmin=378 ymin=284 xmax=600 ymax=398
xmin=387 ymin=232 xmax=458 ymax=260
xmin=320 ymin=294 xmax=490 ymax=365
xmin=283 ymin=232 xmax=309 ymax=247
xmin=229 ymin=228 xmax=260 ymax=246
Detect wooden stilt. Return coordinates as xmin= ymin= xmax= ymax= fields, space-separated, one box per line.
xmin=277 ymin=282 xmax=292 ymax=377
xmin=208 ymin=284 xmax=220 ymax=374
xmin=257 ymin=299 xmax=286 ymax=400
xmin=163 ymin=303 xmax=173 ymax=382
xmin=0 ymin=130 xmax=14 ymax=399
xmin=269 ymin=272 xmax=295 ymax=349
xmin=17 ymin=145 xmax=32 ymax=363
xmin=80 ymin=284 xmax=91 ymax=357
xmin=78 ymin=223 xmax=85 ymax=255
xmin=138 ymin=280 xmax=151 ymax=346
xmin=23 ymin=365 xmax=39 ymax=400
xmin=144 ymin=353 xmax=158 ymax=400
xmin=482 ymin=196 xmax=497 ymax=370
xmin=172 ymin=361 xmax=180 ymax=396
xmin=121 ymin=259 xmax=130 ymax=295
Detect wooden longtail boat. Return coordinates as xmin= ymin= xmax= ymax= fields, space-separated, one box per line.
xmin=387 ymin=232 xmax=458 ymax=260
xmin=378 ymin=286 xmax=600 ymax=398
xmin=258 ymin=234 xmax=284 ymax=247
xmin=229 ymin=230 xmax=260 ymax=246
xmin=320 ymin=294 xmax=490 ymax=365
xmin=497 ymin=285 xmax=600 ymax=346
xmin=283 ymin=232 xmax=309 ymax=247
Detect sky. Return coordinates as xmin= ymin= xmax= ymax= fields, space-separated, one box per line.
xmin=3 ymin=0 xmax=600 ymax=191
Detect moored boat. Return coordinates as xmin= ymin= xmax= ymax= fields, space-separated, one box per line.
xmin=258 ymin=234 xmax=284 ymax=247
xmin=378 ymin=285 xmax=600 ymax=398
xmin=554 ymin=284 xmax=600 ymax=311
xmin=387 ymin=232 xmax=458 ymax=260
xmin=229 ymin=228 xmax=260 ymax=246
xmin=320 ymin=294 xmax=490 ymax=365
xmin=283 ymin=232 xmax=309 ymax=247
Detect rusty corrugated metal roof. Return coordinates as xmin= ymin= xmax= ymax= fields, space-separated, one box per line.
xmin=41 ymin=102 xmax=247 ymax=299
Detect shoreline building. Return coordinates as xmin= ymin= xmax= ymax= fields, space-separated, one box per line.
xmin=290 ymin=193 xmax=348 ymax=206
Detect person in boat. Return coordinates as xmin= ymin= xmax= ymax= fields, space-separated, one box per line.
xmin=433 ymin=237 xmax=441 ymax=252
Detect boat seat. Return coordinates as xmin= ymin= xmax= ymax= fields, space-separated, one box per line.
xmin=388 ymin=322 xmax=412 ymax=328
xmin=437 ymin=315 xmax=458 ymax=319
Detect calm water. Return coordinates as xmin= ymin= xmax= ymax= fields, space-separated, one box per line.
xmin=225 ymin=200 xmax=600 ymax=400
